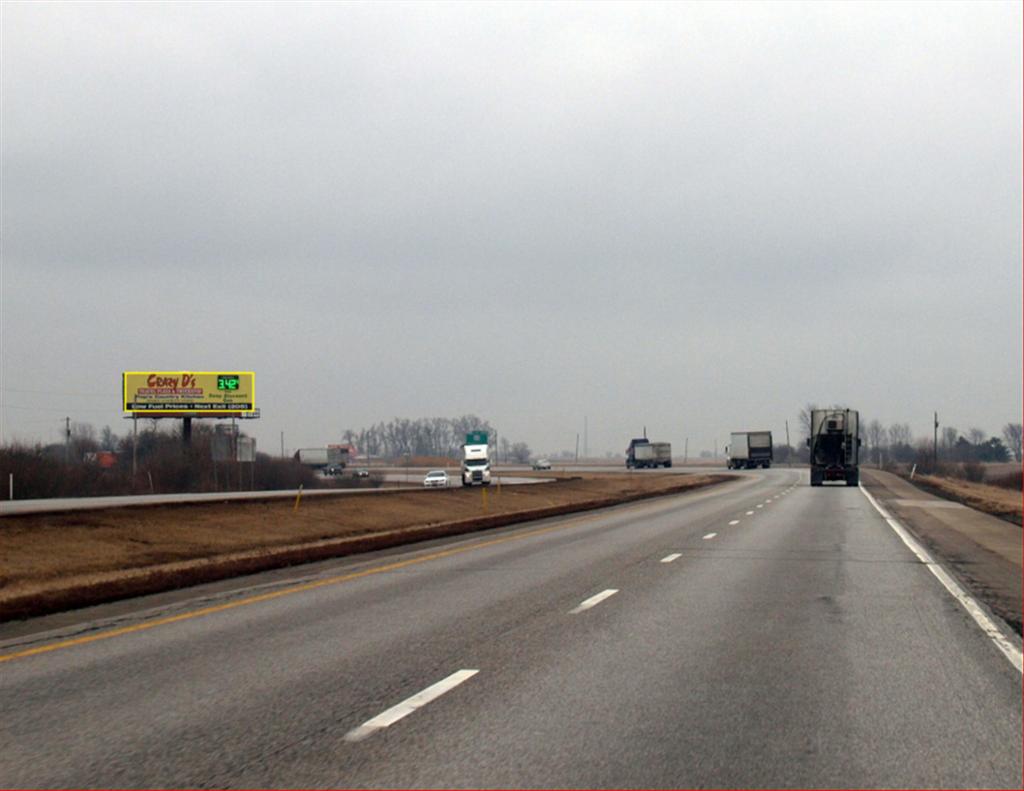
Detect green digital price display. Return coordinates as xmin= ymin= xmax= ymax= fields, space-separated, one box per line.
xmin=217 ymin=374 xmax=241 ymax=391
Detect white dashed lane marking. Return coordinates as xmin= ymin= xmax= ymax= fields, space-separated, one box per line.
xmin=570 ymin=589 xmax=619 ymax=614
xmin=344 ymin=670 xmax=479 ymax=742
xmin=660 ymin=553 xmax=682 ymax=563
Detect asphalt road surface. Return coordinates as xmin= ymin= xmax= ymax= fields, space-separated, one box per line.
xmin=1 ymin=468 xmax=1020 ymax=788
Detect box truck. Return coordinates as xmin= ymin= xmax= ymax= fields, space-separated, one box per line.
xmin=626 ymin=438 xmax=672 ymax=469
xmin=726 ymin=431 xmax=773 ymax=469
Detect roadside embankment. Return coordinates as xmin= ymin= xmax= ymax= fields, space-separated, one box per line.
xmin=898 ymin=473 xmax=1022 ymax=526
xmin=0 ymin=473 xmax=730 ymax=622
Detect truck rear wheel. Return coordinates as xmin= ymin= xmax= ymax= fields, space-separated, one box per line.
xmin=810 ymin=470 xmax=823 ymax=487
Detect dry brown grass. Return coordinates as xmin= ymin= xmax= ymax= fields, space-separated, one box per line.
xmin=913 ymin=474 xmax=1022 ymax=525
xmin=0 ymin=473 xmax=728 ymax=620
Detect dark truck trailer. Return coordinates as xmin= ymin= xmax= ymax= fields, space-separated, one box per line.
xmin=726 ymin=431 xmax=773 ymax=469
xmin=808 ymin=408 xmax=861 ymax=486
xmin=626 ymin=438 xmax=672 ymax=469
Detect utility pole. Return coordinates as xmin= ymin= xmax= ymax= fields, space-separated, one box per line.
xmin=785 ymin=420 xmax=791 ymax=466
xmin=684 ymin=437 xmax=688 ymax=463
xmin=583 ymin=415 xmax=588 ymax=461
xmin=64 ymin=417 xmax=71 ymax=464
xmin=934 ymin=412 xmax=939 ymax=468
xmin=280 ymin=431 xmax=284 ymax=458
xmin=575 ymin=433 xmax=580 ymax=463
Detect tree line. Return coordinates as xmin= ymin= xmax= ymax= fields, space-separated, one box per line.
xmin=340 ymin=415 xmax=531 ymax=462
xmin=1 ymin=421 xmax=314 ymax=500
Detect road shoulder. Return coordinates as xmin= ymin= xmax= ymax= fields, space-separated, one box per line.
xmin=861 ymin=468 xmax=1021 ymax=635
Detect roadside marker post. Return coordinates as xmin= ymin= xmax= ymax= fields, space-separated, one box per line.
xmin=293 ymin=484 xmax=304 ymax=511
xmin=481 ymin=486 xmax=488 ymax=513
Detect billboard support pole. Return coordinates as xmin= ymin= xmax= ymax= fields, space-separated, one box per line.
xmin=132 ymin=415 xmax=138 ymax=487
xmin=183 ymin=417 xmax=192 ymax=447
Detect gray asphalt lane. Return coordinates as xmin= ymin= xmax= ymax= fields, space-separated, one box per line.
xmin=1 ymin=469 xmax=1019 ymax=788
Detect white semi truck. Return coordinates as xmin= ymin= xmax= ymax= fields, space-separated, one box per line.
xmin=293 ymin=446 xmax=348 ymax=470
xmin=461 ymin=431 xmax=492 ymax=486
xmin=726 ymin=431 xmax=773 ymax=469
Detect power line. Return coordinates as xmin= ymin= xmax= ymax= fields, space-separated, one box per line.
xmin=1 ymin=386 xmax=112 ymax=397
xmin=1 ymin=404 xmax=117 ymax=414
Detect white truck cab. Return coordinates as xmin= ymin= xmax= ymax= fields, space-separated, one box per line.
xmin=461 ymin=431 xmax=491 ymax=486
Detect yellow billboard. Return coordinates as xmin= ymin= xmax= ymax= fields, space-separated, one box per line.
xmin=123 ymin=372 xmax=255 ymax=414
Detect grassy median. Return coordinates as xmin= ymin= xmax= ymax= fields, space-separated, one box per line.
xmin=0 ymin=472 xmax=729 ymax=621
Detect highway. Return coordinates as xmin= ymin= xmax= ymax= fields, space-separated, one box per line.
xmin=1 ymin=468 xmax=1020 ymax=788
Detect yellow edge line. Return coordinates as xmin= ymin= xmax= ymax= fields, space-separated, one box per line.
xmin=1 ymin=499 xmax=660 ymax=664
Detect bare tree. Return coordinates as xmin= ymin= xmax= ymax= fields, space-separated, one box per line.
xmin=868 ymin=420 xmax=884 ymax=456
xmin=100 ymin=425 xmax=119 ymax=450
xmin=1002 ymin=423 xmax=1022 ymax=462
xmin=69 ymin=421 xmax=99 ymax=460
xmin=510 ymin=442 xmax=532 ymax=464
xmin=887 ymin=423 xmax=913 ymax=446
xmin=940 ymin=426 xmax=959 ymax=456
xmin=798 ymin=403 xmax=819 ymax=440
xmin=967 ymin=427 xmax=987 ymax=447
xmin=886 ymin=423 xmax=914 ymax=462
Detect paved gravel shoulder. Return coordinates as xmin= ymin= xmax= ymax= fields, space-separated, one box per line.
xmin=861 ymin=468 xmax=1021 ymax=634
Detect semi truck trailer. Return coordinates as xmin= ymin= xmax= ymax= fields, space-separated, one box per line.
xmin=808 ymin=408 xmax=861 ymax=486
xmin=294 ymin=447 xmax=348 ymax=469
xmin=726 ymin=431 xmax=773 ymax=469
xmin=626 ymin=438 xmax=672 ymax=469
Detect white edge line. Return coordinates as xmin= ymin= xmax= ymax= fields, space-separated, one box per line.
xmin=660 ymin=553 xmax=682 ymax=563
xmin=859 ymin=484 xmax=1022 ymax=674
xmin=344 ymin=669 xmax=479 ymax=742
xmin=570 ymin=588 xmax=619 ymax=614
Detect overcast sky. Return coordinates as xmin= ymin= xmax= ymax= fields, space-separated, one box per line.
xmin=2 ymin=0 xmax=1021 ymax=457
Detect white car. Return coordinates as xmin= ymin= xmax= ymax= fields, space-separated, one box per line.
xmin=423 ymin=470 xmax=449 ymax=488
xmin=532 ymin=459 xmax=552 ymax=470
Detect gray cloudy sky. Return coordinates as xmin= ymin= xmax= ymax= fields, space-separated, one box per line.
xmin=2 ymin=0 xmax=1021 ymax=457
